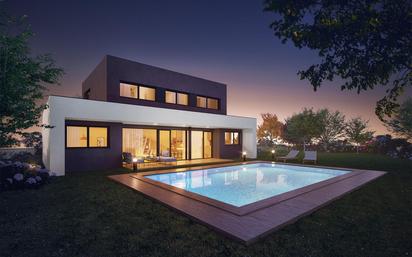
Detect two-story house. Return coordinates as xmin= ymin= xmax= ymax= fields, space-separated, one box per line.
xmin=42 ymin=55 xmax=257 ymax=175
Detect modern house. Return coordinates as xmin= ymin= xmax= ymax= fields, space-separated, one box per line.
xmin=42 ymin=55 xmax=257 ymax=176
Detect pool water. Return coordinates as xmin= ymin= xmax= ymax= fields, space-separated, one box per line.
xmin=145 ymin=163 xmax=349 ymax=207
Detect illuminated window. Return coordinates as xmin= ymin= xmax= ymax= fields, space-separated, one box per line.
xmin=177 ymin=93 xmax=188 ymax=105
xmin=139 ymin=86 xmax=155 ymax=101
xmin=120 ymin=83 xmax=138 ymax=98
xmin=66 ymin=126 xmax=88 ymax=147
xmin=122 ymin=128 xmax=157 ymax=157
xmin=89 ymin=127 xmax=108 ymax=147
xmin=207 ymin=98 xmax=218 ymax=110
xmin=165 ymin=91 xmax=176 ymax=104
xmin=166 ymin=90 xmax=189 ymax=106
xmin=196 ymin=96 xmax=207 ymax=108
xmin=225 ymin=132 xmax=239 ymax=145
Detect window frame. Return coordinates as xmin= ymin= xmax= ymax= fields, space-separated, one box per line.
xmin=119 ymin=81 xmax=156 ymax=101
xmin=65 ymin=125 xmax=110 ymax=149
xmin=165 ymin=90 xmax=177 ymax=104
xmin=165 ymin=90 xmax=189 ymax=106
xmin=196 ymin=96 xmax=207 ymax=108
xmin=196 ymin=95 xmax=219 ymax=110
xmin=119 ymin=82 xmax=139 ymax=99
xmin=224 ymin=131 xmax=240 ymax=145
xmin=138 ymin=85 xmax=156 ymax=101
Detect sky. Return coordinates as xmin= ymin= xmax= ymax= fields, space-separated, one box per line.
xmin=4 ymin=0 xmax=411 ymax=135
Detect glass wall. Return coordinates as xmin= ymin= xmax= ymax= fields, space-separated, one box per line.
xmin=122 ymin=128 xmax=213 ymax=160
xmin=171 ymin=130 xmax=186 ymax=160
xmin=191 ymin=131 xmax=203 ymax=159
xmin=122 ymin=128 xmax=157 ymax=157
xmin=203 ymin=131 xmax=212 ymax=158
xmin=159 ymin=130 xmax=170 ymax=156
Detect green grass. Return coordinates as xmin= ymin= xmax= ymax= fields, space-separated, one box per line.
xmin=0 ymin=153 xmax=411 ymax=257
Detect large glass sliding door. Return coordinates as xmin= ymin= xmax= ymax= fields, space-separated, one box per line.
xmin=171 ymin=130 xmax=186 ymax=160
xmin=190 ymin=130 xmax=213 ymax=159
xmin=191 ymin=131 xmax=203 ymax=159
xmin=159 ymin=130 xmax=170 ymax=157
xmin=203 ymin=131 xmax=212 ymax=158
xmin=122 ymin=128 xmax=211 ymax=160
xmin=122 ymin=128 xmax=157 ymax=157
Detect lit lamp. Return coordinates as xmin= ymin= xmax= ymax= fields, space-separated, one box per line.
xmin=271 ymin=149 xmax=275 ymax=160
xmin=242 ymin=151 xmax=247 ymax=162
xmin=132 ymin=157 xmax=138 ymax=172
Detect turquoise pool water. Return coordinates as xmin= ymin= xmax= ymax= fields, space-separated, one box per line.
xmin=145 ymin=163 xmax=349 ymax=207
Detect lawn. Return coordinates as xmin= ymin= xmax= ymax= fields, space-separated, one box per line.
xmin=0 ymin=153 xmax=411 ymax=257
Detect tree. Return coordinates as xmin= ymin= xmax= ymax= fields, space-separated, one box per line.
xmin=384 ymin=98 xmax=412 ymax=140
xmin=263 ymin=0 xmax=412 ymax=119
xmin=257 ymin=113 xmax=284 ymax=145
xmin=0 ymin=13 xmax=63 ymax=147
xmin=21 ymin=131 xmax=42 ymax=155
xmin=318 ymin=109 xmax=346 ymax=150
xmin=283 ymin=108 xmax=323 ymax=150
xmin=345 ymin=118 xmax=374 ymax=153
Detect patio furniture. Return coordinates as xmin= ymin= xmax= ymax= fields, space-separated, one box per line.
xmin=122 ymin=152 xmax=133 ymax=164
xmin=276 ymin=150 xmax=299 ymax=162
xmin=303 ymin=151 xmax=317 ymax=164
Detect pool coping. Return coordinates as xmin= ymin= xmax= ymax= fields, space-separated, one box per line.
xmin=109 ymin=161 xmax=386 ymax=245
xmin=130 ymin=161 xmax=361 ymax=216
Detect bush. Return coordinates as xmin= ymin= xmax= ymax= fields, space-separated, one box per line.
xmin=0 ymin=160 xmax=51 ymax=191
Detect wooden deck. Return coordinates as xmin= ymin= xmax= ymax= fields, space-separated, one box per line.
xmin=109 ymin=161 xmax=385 ymax=245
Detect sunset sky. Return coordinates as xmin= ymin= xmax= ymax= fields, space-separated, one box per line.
xmin=6 ymin=0 xmax=411 ymax=135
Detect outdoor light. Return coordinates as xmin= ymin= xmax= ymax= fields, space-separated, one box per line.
xmin=242 ymin=151 xmax=247 ymax=162
xmin=132 ymin=157 xmax=138 ymax=172
xmin=271 ymin=149 xmax=275 ymax=160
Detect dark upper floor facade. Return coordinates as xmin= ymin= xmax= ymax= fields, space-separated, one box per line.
xmin=82 ymin=55 xmax=227 ymax=115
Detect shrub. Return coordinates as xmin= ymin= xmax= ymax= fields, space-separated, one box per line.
xmin=0 ymin=160 xmax=51 ymax=191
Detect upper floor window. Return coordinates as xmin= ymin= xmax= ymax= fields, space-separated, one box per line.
xmin=166 ymin=90 xmax=189 ymax=105
xmin=177 ymin=92 xmax=188 ymax=105
xmin=196 ymin=96 xmax=207 ymax=108
xmin=224 ymin=132 xmax=239 ymax=145
xmin=139 ymin=86 xmax=155 ymax=101
xmin=120 ymin=82 xmax=155 ymax=101
xmin=197 ymin=96 xmax=219 ymax=110
xmin=120 ymin=83 xmax=138 ymax=98
xmin=207 ymin=98 xmax=219 ymax=110
xmin=66 ymin=126 xmax=108 ymax=148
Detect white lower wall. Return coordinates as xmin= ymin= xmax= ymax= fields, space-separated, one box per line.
xmin=42 ymin=96 xmax=257 ymax=175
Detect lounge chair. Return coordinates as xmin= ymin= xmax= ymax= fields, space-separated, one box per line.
xmin=303 ymin=151 xmax=317 ymax=164
xmin=276 ymin=150 xmax=299 ymax=162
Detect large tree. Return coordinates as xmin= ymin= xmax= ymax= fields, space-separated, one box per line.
xmin=318 ymin=109 xmax=346 ymax=150
xmin=345 ymin=118 xmax=374 ymax=153
xmin=257 ymin=113 xmax=284 ymax=145
xmin=263 ymin=0 xmax=412 ymax=119
xmin=384 ymin=98 xmax=412 ymax=140
xmin=283 ymin=108 xmax=323 ymax=150
xmin=0 ymin=13 xmax=63 ymax=146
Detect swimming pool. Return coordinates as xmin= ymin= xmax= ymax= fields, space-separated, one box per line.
xmin=145 ymin=163 xmax=350 ymax=207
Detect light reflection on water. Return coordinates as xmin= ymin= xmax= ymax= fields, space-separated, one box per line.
xmin=146 ymin=163 xmax=348 ymax=207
